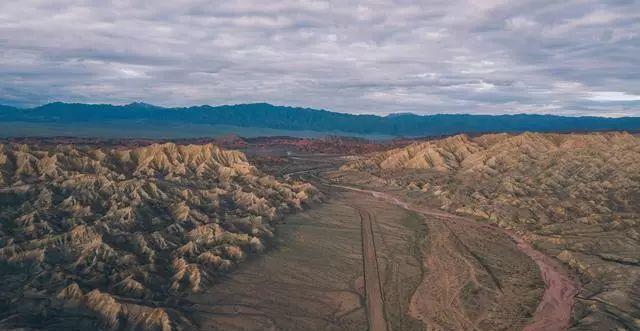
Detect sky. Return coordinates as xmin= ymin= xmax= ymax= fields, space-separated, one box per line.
xmin=1 ymin=1 xmax=639 ymax=116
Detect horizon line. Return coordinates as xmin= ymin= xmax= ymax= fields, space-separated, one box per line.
xmin=1 ymin=100 xmax=638 ymax=119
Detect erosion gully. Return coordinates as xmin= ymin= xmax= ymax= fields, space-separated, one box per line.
xmin=330 ymin=183 xmax=578 ymax=331
xmin=282 ymin=156 xmax=578 ymax=331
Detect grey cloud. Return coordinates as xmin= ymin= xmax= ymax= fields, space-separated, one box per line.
xmin=0 ymin=0 xmax=638 ymax=116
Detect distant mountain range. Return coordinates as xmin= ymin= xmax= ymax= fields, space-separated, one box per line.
xmin=1 ymin=102 xmax=639 ymax=138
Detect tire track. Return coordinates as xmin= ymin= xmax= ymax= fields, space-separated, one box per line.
xmin=357 ymin=207 xmax=389 ymax=331
xmin=333 ymin=183 xmax=578 ymax=331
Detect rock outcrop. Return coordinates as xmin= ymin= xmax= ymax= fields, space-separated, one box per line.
xmin=343 ymin=132 xmax=640 ymax=330
xmin=0 ymin=142 xmax=316 ymax=330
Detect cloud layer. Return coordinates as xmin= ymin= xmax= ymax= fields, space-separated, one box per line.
xmin=1 ymin=0 xmax=639 ymax=116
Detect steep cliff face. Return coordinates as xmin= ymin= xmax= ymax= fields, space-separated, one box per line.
xmin=0 ymin=143 xmax=316 ymax=330
xmin=343 ymin=132 xmax=640 ymax=330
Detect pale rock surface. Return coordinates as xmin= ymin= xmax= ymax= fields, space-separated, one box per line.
xmin=0 ymin=142 xmax=317 ymax=330
xmin=343 ymin=132 xmax=640 ymax=330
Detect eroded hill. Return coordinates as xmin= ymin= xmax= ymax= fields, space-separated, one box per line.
xmin=0 ymin=143 xmax=316 ymax=330
xmin=342 ymin=132 xmax=640 ymax=330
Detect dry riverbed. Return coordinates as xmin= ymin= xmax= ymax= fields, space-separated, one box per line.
xmin=187 ymin=165 xmax=546 ymax=330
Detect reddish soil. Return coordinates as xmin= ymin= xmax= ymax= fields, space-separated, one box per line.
xmin=512 ymin=236 xmax=578 ymax=331
xmin=332 ymin=184 xmax=578 ymax=331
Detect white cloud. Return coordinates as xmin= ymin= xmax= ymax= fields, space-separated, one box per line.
xmin=506 ymin=16 xmax=538 ymax=31
xmin=0 ymin=0 xmax=638 ymax=116
xmin=587 ymin=91 xmax=640 ymax=102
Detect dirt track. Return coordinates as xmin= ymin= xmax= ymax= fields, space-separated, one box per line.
xmin=332 ymin=184 xmax=578 ymax=331
xmin=188 ymin=157 xmax=571 ymax=330
xmin=357 ymin=208 xmax=389 ymax=331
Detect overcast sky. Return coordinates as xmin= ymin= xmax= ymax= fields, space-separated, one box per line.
xmin=1 ymin=1 xmax=639 ymax=116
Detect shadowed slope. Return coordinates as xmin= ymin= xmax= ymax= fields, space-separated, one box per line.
xmin=343 ymin=132 xmax=640 ymax=330
xmin=0 ymin=143 xmax=316 ymax=330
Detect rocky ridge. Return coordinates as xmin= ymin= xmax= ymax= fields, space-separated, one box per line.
xmin=0 ymin=143 xmax=316 ymax=330
xmin=342 ymin=132 xmax=640 ymax=330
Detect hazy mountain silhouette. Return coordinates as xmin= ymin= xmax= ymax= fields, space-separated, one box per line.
xmin=1 ymin=102 xmax=639 ymax=137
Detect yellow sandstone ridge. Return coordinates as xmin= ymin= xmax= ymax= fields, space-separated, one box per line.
xmin=343 ymin=132 xmax=640 ymax=329
xmin=0 ymin=142 xmax=317 ymax=329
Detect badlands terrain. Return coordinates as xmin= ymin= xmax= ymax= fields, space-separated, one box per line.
xmin=342 ymin=132 xmax=640 ymax=330
xmin=0 ymin=132 xmax=638 ymax=330
xmin=0 ymin=142 xmax=315 ymax=329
